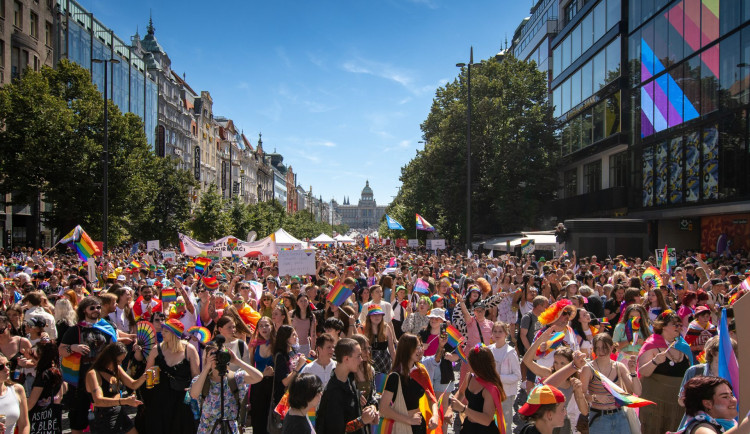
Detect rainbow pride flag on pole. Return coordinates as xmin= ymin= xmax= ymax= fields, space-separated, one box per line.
xmin=660 ymin=245 xmax=671 ymax=274
xmin=59 ymin=225 xmax=100 ymax=261
xmin=535 ymin=331 xmax=566 ymax=357
xmin=194 ymin=257 xmax=211 ymax=275
xmin=416 ymin=214 xmax=435 ymax=232
xmin=445 ymin=325 xmax=463 ymax=348
xmin=326 ymin=281 xmax=353 ymax=306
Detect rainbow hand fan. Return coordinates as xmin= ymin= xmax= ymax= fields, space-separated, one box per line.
xmin=186 ymin=326 xmax=212 ymax=345
xmin=136 ymin=321 xmax=156 ymax=357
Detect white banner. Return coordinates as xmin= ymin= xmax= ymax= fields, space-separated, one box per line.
xmin=408 ymin=239 xmax=419 ymax=247
xmin=178 ymin=233 xmax=277 ymax=258
xmin=87 ymin=257 xmax=98 ymax=283
xmin=162 ymin=251 xmax=176 ymax=263
xmin=146 ymin=240 xmax=160 ymax=252
xmin=278 ymin=249 xmax=316 ymax=276
xmin=426 ymin=239 xmax=445 ymax=250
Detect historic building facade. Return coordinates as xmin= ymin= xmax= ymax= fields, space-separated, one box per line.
xmin=333 ymin=181 xmax=386 ymax=230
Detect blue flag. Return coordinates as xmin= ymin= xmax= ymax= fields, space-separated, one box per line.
xmin=386 ymin=215 xmax=405 ymax=230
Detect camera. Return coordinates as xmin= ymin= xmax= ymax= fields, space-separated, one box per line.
xmin=211 ymin=335 xmax=231 ymax=376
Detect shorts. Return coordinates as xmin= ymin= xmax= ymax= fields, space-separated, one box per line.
xmin=90 ymin=406 xmax=135 ymax=434
xmin=67 ymin=385 xmax=93 ymax=431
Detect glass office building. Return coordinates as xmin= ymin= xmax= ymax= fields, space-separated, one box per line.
xmin=55 ymin=0 xmax=158 ymax=146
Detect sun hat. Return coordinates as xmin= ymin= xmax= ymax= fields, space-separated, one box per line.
xmin=519 ymin=384 xmax=566 ymax=416
xmin=426 ymin=308 xmax=446 ymax=320
xmin=162 ymin=318 xmax=185 ymax=338
xmin=367 ymin=304 xmax=385 ymax=316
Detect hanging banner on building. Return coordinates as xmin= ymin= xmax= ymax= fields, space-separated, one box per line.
xmin=278 ymin=249 xmax=316 ymax=276
xmin=178 ymin=233 xmax=277 ymax=258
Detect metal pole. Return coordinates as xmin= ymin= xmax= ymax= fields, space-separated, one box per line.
xmin=466 ymin=47 xmax=473 ymax=252
xmin=103 ymin=61 xmax=109 ymax=253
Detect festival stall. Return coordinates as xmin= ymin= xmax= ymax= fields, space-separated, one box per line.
xmin=310 ymin=233 xmax=336 ymax=247
xmin=334 ymin=234 xmax=356 ymax=245
xmin=273 ymin=228 xmax=306 ymax=250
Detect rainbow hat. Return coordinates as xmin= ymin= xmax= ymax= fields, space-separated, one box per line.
xmin=162 ymin=318 xmax=185 ymax=338
xmin=367 ymin=304 xmax=385 ymax=316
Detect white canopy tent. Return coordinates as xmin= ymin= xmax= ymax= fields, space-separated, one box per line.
xmin=273 ymin=228 xmax=306 ymax=250
xmin=334 ymin=234 xmax=356 ymax=244
xmin=310 ymin=233 xmax=336 ymax=245
xmin=484 ymin=232 xmax=556 ymax=251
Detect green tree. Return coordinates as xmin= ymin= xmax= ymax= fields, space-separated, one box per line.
xmin=0 ymin=60 xmax=194 ymax=247
xmin=247 ymin=200 xmax=286 ymax=239
xmin=189 ymin=184 xmax=232 ymax=240
xmin=229 ymin=199 xmax=252 ymax=240
xmin=386 ymin=55 xmax=558 ymax=245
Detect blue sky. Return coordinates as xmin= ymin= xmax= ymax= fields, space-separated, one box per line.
xmin=91 ymin=0 xmax=533 ymax=205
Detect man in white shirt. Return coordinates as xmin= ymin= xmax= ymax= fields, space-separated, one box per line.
xmin=300 ymin=333 xmax=337 ymax=387
xmin=23 ymin=291 xmax=57 ymax=340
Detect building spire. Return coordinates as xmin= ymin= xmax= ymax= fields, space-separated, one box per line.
xmin=147 ymin=10 xmax=155 ymax=35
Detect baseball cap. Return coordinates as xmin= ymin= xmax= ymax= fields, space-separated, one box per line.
xmin=694 ymin=305 xmax=710 ymax=316
xmin=116 ymin=275 xmax=126 ymax=282
xmin=518 ymin=385 xmax=566 ymax=417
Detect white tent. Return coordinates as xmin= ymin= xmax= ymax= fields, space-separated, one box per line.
xmin=334 ymin=234 xmax=356 ymax=244
xmin=273 ymin=228 xmax=306 ymax=250
xmin=311 ymin=233 xmax=336 ymax=245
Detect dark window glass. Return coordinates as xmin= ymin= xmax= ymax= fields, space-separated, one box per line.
xmin=606 ymin=91 xmax=621 ymax=136
xmin=594 ymin=1 xmax=607 ymax=41
xmin=593 ymin=49 xmax=606 ymax=90
xmin=609 ymin=150 xmax=629 ymax=188
xmin=743 ymin=28 xmax=750 ymax=105
xmin=571 ymin=116 xmax=582 ymax=153
xmin=631 ymin=89 xmax=640 ymax=140
xmin=720 ymin=32 xmax=741 ymax=108
xmin=718 ymin=115 xmax=748 ymax=200
xmin=594 ymin=100 xmax=606 ymax=142
xmin=582 ymin=12 xmax=594 ymax=51
xmin=720 ymin=0 xmax=741 ymax=36
xmin=564 ymin=169 xmax=578 ymax=198
xmin=582 ymin=109 xmax=593 ymax=148
xmin=641 ymin=20 xmax=655 ymax=83
xmin=684 ymin=54 xmax=702 ymax=117
xmin=606 ymin=0 xmax=620 ymax=30
xmin=666 ymin=2 xmax=684 ymax=66
xmin=583 ymin=160 xmax=602 ymax=193
xmin=606 ymin=36 xmax=621 ymax=82
xmin=629 ymin=0 xmax=641 ymax=32
xmin=629 ymin=30 xmax=641 ymax=85
xmin=572 ymin=23 xmax=582 ymax=61
xmin=582 ymin=59 xmax=593 ymax=99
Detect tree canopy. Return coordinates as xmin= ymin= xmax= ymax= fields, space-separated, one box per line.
xmin=380 ymin=55 xmax=558 ymax=244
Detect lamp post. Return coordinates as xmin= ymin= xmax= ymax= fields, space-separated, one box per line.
xmin=92 ymin=57 xmax=120 ymax=253
xmin=456 ymin=47 xmax=476 ymax=252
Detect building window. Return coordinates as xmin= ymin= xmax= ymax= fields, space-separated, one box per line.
xmin=12 ymin=1 xmax=20 ymax=29
xmin=609 ymin=150 xmax=629 ymax=188
xmin=0 ymin=41 xmax=4 ymax=69
xmin=564 ymin=168 xmax=577 ymax=198
xmin=0 ymin=0 xmax=5 ymax=19
xmin=583 ymin=160 xmax=602 ymax=193
xmin=565 ymin=1 xmax=577 ymax=25
xmin=45 ymin=21 xmax=52 ymax=46
xmin=32 ymin=55 xmax=38 ymax=71
xmin=29 ymin=11 xmax=37 ymax=38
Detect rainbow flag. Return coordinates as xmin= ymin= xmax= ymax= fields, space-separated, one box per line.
xmin=535 ymin=331 xmax=566 ymax=357
xmin=61 ymin=353 xmax=82 ymax=387
xmin=130 ymin=260 xmax=142 ymax=269
xmin=373 ymin=418 xmax=395 ymax=434
xmin=562 ymin=250 xmax=569 ymax=257
xmin=227 ymin=237 xmax=238 ymax=251
xmin=307 ymin=409 xmax=316 ymax=426
xmin=440 ymin=270 xmax=449 ymax=278
xmin=445 ymin=325 xmax=463 ymax=348
xmin=619 ymin=260 xmax=629 ymax=269
xmin=59 ymin=225 xmax=100 ymax=261
xmin=161 ymin=287 xmax=176 ymax=303
xmin=740 ymin=275 xmax=750 ymax=292
xmin=642 ymin=266 xmax=664 ymax=288
xmin=326 ymin=282 xmax=352 ymax=306
xmin=457 ymin=344 xmax=469 ymax=363
xmin=202 ymin=276 xmax=219 ymax=290
xmin=194 ymin=257 xmax=211 ymax=275
xmin=696 ymin=350 xmax=707 ymax=364
xmin=593 ymin=364 xmax=655 ymax=408
xmin=660 ymin=245 xmax=671 ymax=274
xmin=374 ymin=373 xmax=387 ymax=394
xmin=718 ymin=308 xmax=739 ymax=404
xmin=415 ymin=214 xmax=435 ymax=232
xmin=364 ymin=236 xmax=370 ymax=249
xmin=414 ymin=278 xmax=430 ymax=295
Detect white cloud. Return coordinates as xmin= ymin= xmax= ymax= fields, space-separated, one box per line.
xmin=341 ymin=57 xmax=430 ymax=96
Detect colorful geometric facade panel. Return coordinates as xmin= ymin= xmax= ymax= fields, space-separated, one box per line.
xmin=641 ymin=0 xmax=719 ymax=137
xmin=669 ymin=137 xmax=684 ymax=204
xmin=655 ymin=141 xmax=669 ymax=205
xmin=685 ymin=132 xmax=700 ymax=202
xmin=702 ymin=126 xmax=719 ymax=200
xmin=642 ymin=145 xmax=654 ymax=207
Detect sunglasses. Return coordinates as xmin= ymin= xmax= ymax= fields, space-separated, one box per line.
xmin=233 ymin=300 xmax=244 ymax=305
xmin=174 ymin=302 xmax=185 ymax=308
xmin=87 ymin=305 xmax=102 ymax=311
xmin=0 ymin=363 xmax=11 ymax=371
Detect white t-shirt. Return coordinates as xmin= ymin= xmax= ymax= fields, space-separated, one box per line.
xmin=300 ymin=359 xmax=337 ymax=387
xmin=225 ymin=339 xmax=252 ymax=371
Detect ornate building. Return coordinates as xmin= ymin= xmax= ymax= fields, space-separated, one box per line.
xmin=333 ymin=181 xmax=386 ymax=230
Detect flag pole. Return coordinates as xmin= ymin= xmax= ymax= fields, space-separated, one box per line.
xmin=42 ymin=240 xmax=63 ymax=257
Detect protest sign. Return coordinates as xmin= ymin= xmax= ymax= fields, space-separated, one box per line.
xmin=408 ymin=239 xmax=419 ymax=248
xmin=427 ymin=239 xmax=445 ymax=250
xmin=278 ymin=249 xmax=316 ymax=276
xmin=162 ymin=251 xmax=176 ymax=263
xmin=146 ymin=240 xmax=160 ymax=252
xmin=655 ymin=248 xmax=677 ymax=268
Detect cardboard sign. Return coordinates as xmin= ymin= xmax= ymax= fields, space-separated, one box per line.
xmin=427 ymin=239 xmax=445 ymax=250
xmin=162 ymin=251 xmax=176 ymax=263
xmin=408 ymin=239 xmax=419 ymax=248
xmin=278 ymin=249 xmax=316 ymax=276
xmin=146 ymin=240 xmax=160 ymax=252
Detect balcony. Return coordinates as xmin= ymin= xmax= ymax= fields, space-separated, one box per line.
xmin=547 ymin=186 xmax=629 ymax=220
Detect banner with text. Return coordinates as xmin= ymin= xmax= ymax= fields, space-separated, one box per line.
xmin=178 ymin=233 xmax=277 ymax=258
xmin=278 ymin=249 xmax=317 ymax=276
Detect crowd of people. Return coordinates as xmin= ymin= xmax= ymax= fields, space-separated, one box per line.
xmin=0 ymin=241 xmax=748 ymax=434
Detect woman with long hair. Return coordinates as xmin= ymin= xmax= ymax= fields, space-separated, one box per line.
xmin=221 ymin=304 xmax=255 ymax=342
xmin=214 ymin=316 xmax=252 ymax=371
xmin=27 ymin=338 xmax=64 ymax=434
xmin=378 ymin=333 xmax=439 ymax=433
xmin=401 ymin=296 xmax=431 ymax=335
xmin=86 ymin=342 xmax=146 ymax=434
xmin=54 ymin=297 xmax=77 ymax=345
xmin=362 ymin=305 xmax=396 ymax=374
xmin=108 ymin=287 xmax=135 ymax=334
xmin=580 ymin=334 xmax=640 ymax=434
xmin=291 ymin=293 xmax=316 ymax=355
xmin=259 ymin=292 xmax=275 ymax=318
xmin=271 ymin=325 xmax=306 ymax=409
xmin=351 ymin=334 xmax=375 ymax=401
xmin=248 ymin=316 xmax=276 ymax=434
xmin=637 ymin=310 xmax=690 ymax=434
xmin=142 ymin=319 xmax=200 ymax=434
xmin=613 ymin=304 xmax=651 ymax=361
xmin=603 ymin=285 xmax=625 ymax=324
xmin=643 ymin=288 xmax=669 ymax=322
xmin=272 ymin=304 xmax=290 ymax=331
xmin=569 ymin=308 xmax=595 ymax=358
xmin=450 ymin=345 xmax=505 ymax=433
xmin=0 ymin=352 xmax=29 ymax=434
xmin=496 ymin=275 xmax=518 ymax=343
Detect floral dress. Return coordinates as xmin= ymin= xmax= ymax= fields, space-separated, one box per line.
xmin=496 ymin=289 xmax=517 ymax=324
xmin=191 ymin=370 xmax=250 ymax=434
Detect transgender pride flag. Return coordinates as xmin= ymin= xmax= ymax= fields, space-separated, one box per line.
xmin=718 ymin=308 xmax=739 ymax=406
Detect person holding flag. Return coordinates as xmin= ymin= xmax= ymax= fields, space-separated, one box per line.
xmin=449 ymin=344 xmax=506 ymax=433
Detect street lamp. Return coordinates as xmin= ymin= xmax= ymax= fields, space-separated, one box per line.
xmin=456 ymin=47 xmax=477 ymax=252
xmin=91 ymin=57 xmax=121 ymax=252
